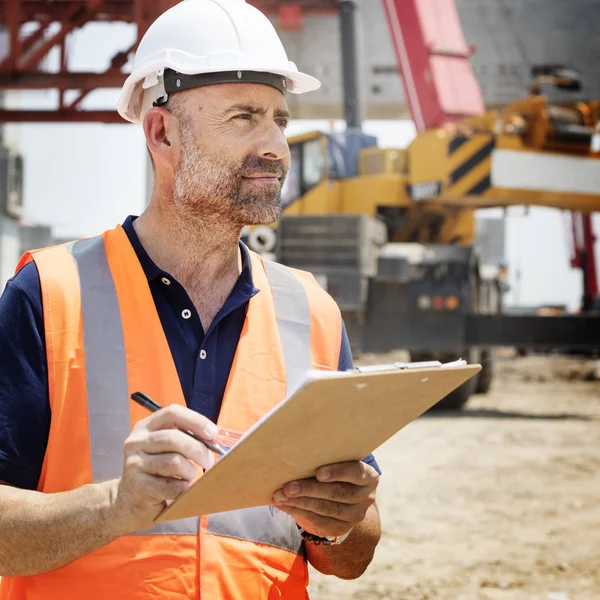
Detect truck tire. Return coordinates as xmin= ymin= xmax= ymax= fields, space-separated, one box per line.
xmin=433 ymin=376 xmax=476 ymax=411
xmin=411 ymin=351 xmax=476 ymax=412
xmin=475 ymin=349 xmax=494 ymax=395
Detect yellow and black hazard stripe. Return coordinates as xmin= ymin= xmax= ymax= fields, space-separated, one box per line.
xmin=447 ymin=135 xmax=495 ymax=196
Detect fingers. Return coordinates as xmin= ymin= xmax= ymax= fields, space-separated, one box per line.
xmin=114 ymin=406 xmax=219 ymax=533
xmin=275 ymin=505 xmax=351 ymax=538
xmin=273 ymin=461 xmax=379 ymax=504
xmin=314 ymin=461 xmax=380 ymax=487
xmin=138 ymin=451 xmax=199 ymax=482
xmin=126 ymin=423 xmax=215 ymax=470
xmin=139 ymin=404 xmax=219 ymax=441
xmin=274 ymin=495 xmax=368 ymax=523
xmin=275 ymin=480 xmax=365 ymax=504
xmin=270 ymin=461 xmax=379 ymax=539
xmin=137 ymin=472 xmax=192 ymax=502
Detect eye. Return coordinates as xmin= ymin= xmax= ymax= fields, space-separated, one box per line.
xmin=276 ymin=118 xmax=289 ymax=130
xmin=234 ymin=113 xmax=253 ymax=122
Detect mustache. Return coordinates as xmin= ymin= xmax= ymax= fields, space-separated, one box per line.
xmin=240 ymin=155 xmax=287 ymax=178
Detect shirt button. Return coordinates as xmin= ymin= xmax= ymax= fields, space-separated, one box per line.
xmin=161 ymin=277 xmax=171 ymax=286
xmin=199 ymin=349 xmax=207 ymax=360
xmin=182 ymin=309 xmax=192 ymax=319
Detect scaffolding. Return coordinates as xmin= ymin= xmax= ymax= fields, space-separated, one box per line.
xmin=0 ymin=0 xmax=337 ymax=123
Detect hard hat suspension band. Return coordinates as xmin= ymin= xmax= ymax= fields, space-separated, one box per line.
xmin=153 ymin=68 xmax=288 ymax=107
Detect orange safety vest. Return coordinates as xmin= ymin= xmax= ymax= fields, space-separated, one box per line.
xmin=0 ymin=224 xmax=342 ymax=600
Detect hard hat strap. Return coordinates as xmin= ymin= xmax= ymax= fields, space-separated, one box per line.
xmin=153 ymin=69 xmax=288 ymax=107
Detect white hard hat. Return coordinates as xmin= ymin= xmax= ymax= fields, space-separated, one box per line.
xmin=117 ymin=0 xmax=321 ymax=124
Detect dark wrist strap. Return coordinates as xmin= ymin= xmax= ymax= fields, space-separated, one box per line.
xmin=299 ymin=527 xmax=353 ymax=546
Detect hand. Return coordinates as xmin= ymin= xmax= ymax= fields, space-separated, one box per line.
xmin=108 ymin=404 xmax=219 ymax=534
xmin=272 ymin=461 xmax=379 ymax=539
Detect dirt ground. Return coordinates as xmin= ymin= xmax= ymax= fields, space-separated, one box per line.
xmin=308 ymin=353 xmax=600 ymax=600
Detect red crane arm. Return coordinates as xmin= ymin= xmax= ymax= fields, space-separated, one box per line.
xmin=384 ymin=0 xmax=598 ymax=311
xmin=381 ymin=0 xmax=485 ymax=131
xmin=571 ymin=212 xmax=599 ymax=311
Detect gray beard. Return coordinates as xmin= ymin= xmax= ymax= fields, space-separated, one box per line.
xmin=173 ymin=129 xmax=286 ymax=226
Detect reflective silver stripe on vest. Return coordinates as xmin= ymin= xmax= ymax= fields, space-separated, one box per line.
xmin=204 ymin=260 xmax=310 ymax=554
xmin=207 ymin=507 xmax=304 ymax=556
xmin=70 ymin=243 xmax=311 ymax=542
xmin=133 ymin=518 xmax=200 ymax=536
xmin=69 ymin=237 xmax=131 ymax=484
xmin=70 ymin=238 xmax=198 ymax=536
xmin=262 ymin=259 xmax=311 ymax=396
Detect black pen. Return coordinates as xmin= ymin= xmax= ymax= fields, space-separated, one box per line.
xmin=131 ymin=391 xmax=227 ymax=457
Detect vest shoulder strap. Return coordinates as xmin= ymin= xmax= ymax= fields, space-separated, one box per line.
xmin=21 ymin=242 xmax=82 ymax=395
xmin=287 ymin=265 xmax=343 ymax=371
xmin=251 ymin=250 xmax=343 ymax=371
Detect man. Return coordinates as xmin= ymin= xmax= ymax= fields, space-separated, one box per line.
xmin=0 ymin=0 xmax=381 ymax=597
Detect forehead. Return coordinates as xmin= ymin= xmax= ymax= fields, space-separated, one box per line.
xmin=187 ymin=83 xmax=289 ymax=113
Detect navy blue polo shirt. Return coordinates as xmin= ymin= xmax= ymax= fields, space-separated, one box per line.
xmin=0 ymin=215 xmax=379 ymax=490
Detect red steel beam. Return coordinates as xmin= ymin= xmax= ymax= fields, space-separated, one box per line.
xmin=59 ymin=36 xmax=67 ymax=109
xmin=0 ymin=0 xmax=339 ymax=22
xmin=4 ymin=0 xmax=21 ymax=71
xmin=19 ymin=19 xmax=51 ymax=58
xmin=253 ymin=1 xmax=338 ymax=13
xmin=0 ymin=18 xmax=51 ymax=71
xmin=135 ymin=0 xmax=151 ymax=38
xmin=0 ymin=110 xmax=126 ymax=123
xmin=19 ymin=5 xmax=92 ymax=70
xmin=0 ymin=0 xmax=338 ymax=123
xmin=4 ymin=1 xmax=134 ymax=23
xmin=66 ymin=42 xmax=136 ymax=109
xmin=0 ymin=71 xmax=126 ymax=89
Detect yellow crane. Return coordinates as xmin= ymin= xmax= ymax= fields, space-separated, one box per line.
xmin=275 ymin=71 xmax=599 ymax=246
xmin=245 ymin=2 xmax=600 ymax=410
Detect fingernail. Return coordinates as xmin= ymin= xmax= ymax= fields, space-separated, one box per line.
xmin=273 ymin=490 xmax=288 ymax=503
xmin=287 ymin=482 xmax=300 ymax=496
xmin=204 ymin=423 xmax=219 ymax=439
xmin=318 ymin=468 xmax=331 ymax=481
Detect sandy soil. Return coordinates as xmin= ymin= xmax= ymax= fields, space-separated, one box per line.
xmin=308 ymin=354 xmax=600 ymax=600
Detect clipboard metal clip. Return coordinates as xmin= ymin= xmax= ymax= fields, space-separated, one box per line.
xmin=355 ymin=359 xmax=466 ymax=373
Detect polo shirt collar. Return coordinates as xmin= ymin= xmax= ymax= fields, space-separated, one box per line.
xmin=121 ymin=215 xmax=257 ymax=293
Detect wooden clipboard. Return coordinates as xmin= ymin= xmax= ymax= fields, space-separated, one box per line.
xmin=157 ymin=363 xmax=481 ymax=522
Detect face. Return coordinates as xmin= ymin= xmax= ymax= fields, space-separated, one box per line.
xmin=166 ymin=83 xmax=291 ymax=227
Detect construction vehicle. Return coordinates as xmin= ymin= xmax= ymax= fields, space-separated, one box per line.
xmin=245 ymin=0 xmax=600 ymax=409
xmin=0 ymin=0 xmax=598 ymax=409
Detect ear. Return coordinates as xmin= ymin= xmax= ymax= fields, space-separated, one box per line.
xmin=143 ymin=107 xmax=180 ymax=172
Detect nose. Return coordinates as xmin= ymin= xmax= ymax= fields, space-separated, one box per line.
xmin=255 ymin=120 xmax=290 ymax=163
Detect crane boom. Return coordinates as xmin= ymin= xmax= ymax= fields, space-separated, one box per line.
xmin=381 ymin=0 xmax=485 ymax=130
xmin=381 ymin=0 xmax=598 ymax=311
